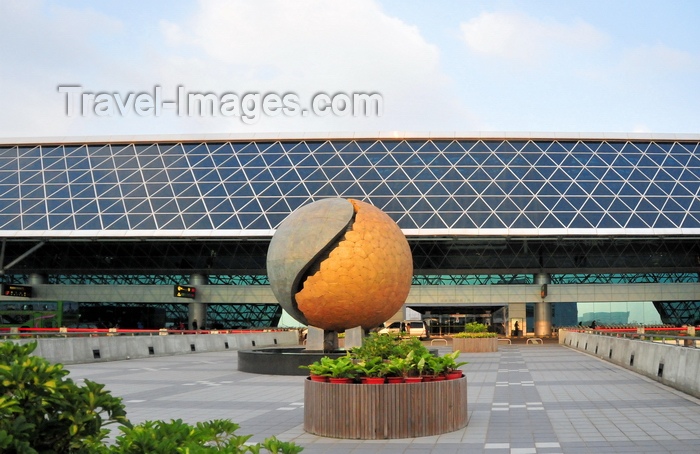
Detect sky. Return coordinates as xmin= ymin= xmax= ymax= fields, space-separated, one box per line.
xmin=1 ymin=0 xmax=699 ymax=139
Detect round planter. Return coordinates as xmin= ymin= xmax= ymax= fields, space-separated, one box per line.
xmin=446 ymin=372 xmax=463 ymax=380
xmin=304 ymin=376 xmax=468 ymax=439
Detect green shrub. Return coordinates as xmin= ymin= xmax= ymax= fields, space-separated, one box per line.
xmin=453 ymin=322 xmax=497 ymax=338
xmin=0 ymin=341 xmax=129 ymax=453
xmin=108 ymin=419 xmax=303 ymax=454
xmin=463 ymin=322 xmax=489 ymax=333
xmin=0 ymin=341 xmax=303 ymax=453
xmin=452 ymin=332 xmax=498 ymax=338
xmin=307 ymin=334 xmax=440 ymax=379
xmin=349 ymin=332 xmax=403 ymax=360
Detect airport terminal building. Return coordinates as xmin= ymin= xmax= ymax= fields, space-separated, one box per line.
xmin=1 ymin=133 xmax=700 ymax=336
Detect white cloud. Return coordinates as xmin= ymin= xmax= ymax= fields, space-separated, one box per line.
xmin=0 ymin=0 xmax=483 ymax=137
xmin=459 ymin=11 xmax=607 ymax=65
xmin=154 ymin=0 xmax=465 ymax=132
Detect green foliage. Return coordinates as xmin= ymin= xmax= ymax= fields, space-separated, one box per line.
xmin=108 ymin=419 xmax=303 ymax=454
xmin=462 ymin=322 xmax=489 ymax=333
xmin=423 ymin=355 xmax=445 ymax=376
xmin=299 ymin=356 xmax=336 ymax=377
xmin=0 ymin=341 xmax=130 ymax=453
xmin=382 ymin=356 xmax=409 ymax=378
xmin=408 ymin=351 xmax=426 ymax=377
xmin=354 ymin=357 xmax=387 ymax=378
xmin=454 ymin=323 xmax=497 ymax=338
xmin=440 ymin=350 xmax=468 ymax=373
xmin=300 ymin=355 xmax=359 ymax=378
xmin=350 ymin=333 xmax=401 ymax=360
xmin=301 ymin=335 xmax=469 ymax=381
xmin=325 ymin=355 xmax=357 ymax=379
xmin=0 ymin=341 xmax=303 ymax=453
xmin=452 ymin=332 xmax=497 ymax=338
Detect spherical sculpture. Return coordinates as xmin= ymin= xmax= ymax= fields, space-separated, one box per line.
xmin=267 ymin=198 xmax=413 ymax=332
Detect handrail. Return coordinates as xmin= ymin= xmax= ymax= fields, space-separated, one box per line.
xmin=562 ymin=328 xmax=699 ymax=348
xmin=0 ymin=326 xmax=293 ymax=339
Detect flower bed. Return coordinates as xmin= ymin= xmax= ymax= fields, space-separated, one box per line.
xmin=451 ymin=322 xmax=499 ymax=352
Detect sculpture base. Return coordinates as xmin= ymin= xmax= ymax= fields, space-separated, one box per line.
xmin=237 ymin=347 xmax=347 ymax=376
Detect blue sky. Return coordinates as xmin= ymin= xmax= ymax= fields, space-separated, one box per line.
xmin=1 ymin=0 xmax=699 ymax=138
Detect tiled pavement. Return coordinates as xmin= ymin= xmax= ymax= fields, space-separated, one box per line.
xmin=65 ymin=343 xmax=700 ymax=453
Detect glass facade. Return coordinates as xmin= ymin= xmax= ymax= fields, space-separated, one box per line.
xmin=1 ymin=138 xmax=699 ymax=235
xmin=1 ymin=136 xmax=700 ymax=328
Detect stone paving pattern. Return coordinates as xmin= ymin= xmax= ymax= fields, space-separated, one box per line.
xmin=65 ymin=344 xmax=700 ymax=453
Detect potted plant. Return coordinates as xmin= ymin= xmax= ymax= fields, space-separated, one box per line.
xmin=421 ymin=354 xmax=446 ymax=381
xmin=403 ymin=350 xmax=427 ymax=383
xmin=300 ymin=356 xmax=335 ymax=382
xmin=326 ymin=355 xmax=358 ymax=384
xmin=384 ymin=356 xmax=409 ymax=383
xmin=355 ymin=357 xmax=387 ymax=384
xmin=442 ymin=350 xmax=468 ymax=380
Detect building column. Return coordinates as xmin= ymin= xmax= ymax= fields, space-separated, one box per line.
xmin=28 ymin=273 xmax=46 ymax=285
xmin=188 ymin=274 xmax=207 ymax=330
xmin=534 ymin=273 xmax=552 ymax=337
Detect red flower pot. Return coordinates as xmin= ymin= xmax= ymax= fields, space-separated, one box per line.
xmin=386 ymin=376 xmax=405 ymax=384
xmin=404 ymin=376 xmax=423 ymax=383
xmin=310 ymin=374 xmax=328 ymax=383
xmin=446 ymin=372 xmax=463 ymax=380
xmin=328 ymin=377 xmax=354 ymax=384
xmin=364 ymin=377 xmax=386 ymax=384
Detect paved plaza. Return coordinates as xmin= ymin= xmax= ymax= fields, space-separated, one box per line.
xmin=65 ymin=342 xmax=700 ymax=453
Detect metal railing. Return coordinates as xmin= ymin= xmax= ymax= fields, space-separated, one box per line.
xmin=562 ymin=325 xmax=700 ymax=348
xmin=0 ymin=326 xmax=290 ymax=339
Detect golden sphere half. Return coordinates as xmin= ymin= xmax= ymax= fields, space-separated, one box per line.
xmin=266 ymin=198 xmax=413 ymax=331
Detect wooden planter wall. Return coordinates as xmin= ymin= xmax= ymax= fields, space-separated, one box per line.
xmin=304 ymin=377 xmax=468 ymax=439
xmin=452 ymin=337 xmax=499 ymax=353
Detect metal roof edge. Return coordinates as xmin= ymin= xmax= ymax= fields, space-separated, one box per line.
xmin=1 ymin=131 xmax=700 ymax=146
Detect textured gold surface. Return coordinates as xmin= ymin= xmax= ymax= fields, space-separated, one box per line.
xmin=295 ymin=199 xmax=412 ymax=331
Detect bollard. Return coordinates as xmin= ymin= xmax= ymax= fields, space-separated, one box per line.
xmin=685 ymin=325 xmax=695 ymax=347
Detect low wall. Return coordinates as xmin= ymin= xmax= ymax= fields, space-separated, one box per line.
xmin=8 ymin=331 xmax=298 ymax=365
xmin=559 ymin=330 xmax=700 ymax=399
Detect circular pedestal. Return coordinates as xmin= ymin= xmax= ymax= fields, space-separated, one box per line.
xmin=237 ymin=347 xmax=347 ymax=375
xmin=304 ymin=376 xmax=468 ymax=439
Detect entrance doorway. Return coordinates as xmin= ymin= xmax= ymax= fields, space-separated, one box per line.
xmin=408 ymin=305 xmax=507 ymax=336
